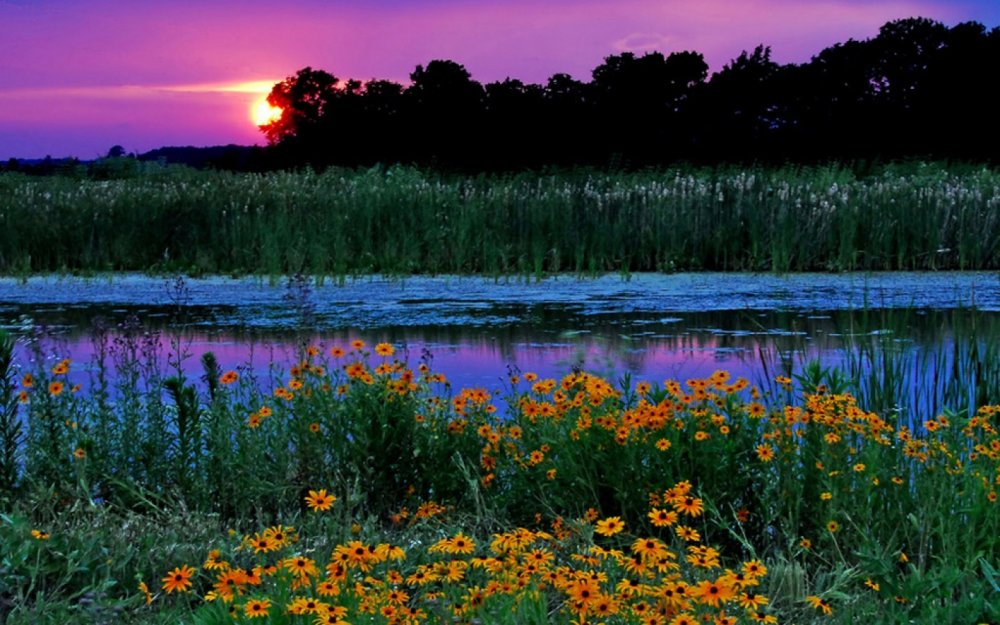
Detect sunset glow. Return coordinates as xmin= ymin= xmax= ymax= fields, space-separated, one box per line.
xmin=1 ymin=0 xmax=997 ymax=158
xmin=252 ymin=99 xmax=283 ymax=127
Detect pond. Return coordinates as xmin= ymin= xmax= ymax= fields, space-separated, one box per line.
xmin=3 ymin=272 xmax=999 ymax=417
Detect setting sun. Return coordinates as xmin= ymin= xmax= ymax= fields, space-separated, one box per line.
xmin=252 ymin=99 xmax=283 ymax=126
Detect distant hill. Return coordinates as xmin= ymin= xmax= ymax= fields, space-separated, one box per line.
xmin=138 ymin=145 xmax=260 ymax=169
xmin=2 ymin=145 xmax=273 ymax=175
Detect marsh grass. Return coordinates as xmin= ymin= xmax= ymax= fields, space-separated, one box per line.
xmin=1 ymin=163 xmax=999 ymax=277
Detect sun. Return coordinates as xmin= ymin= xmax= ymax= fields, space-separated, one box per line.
xmin=252 ymin=99 xmax=283 ymax=126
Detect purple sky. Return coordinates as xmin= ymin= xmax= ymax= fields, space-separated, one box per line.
xmin=2 ymin=0 xmax=998 ymax=159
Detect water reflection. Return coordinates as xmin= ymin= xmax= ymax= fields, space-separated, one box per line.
xmin=9 ymin=304 xmax=997 ymax=415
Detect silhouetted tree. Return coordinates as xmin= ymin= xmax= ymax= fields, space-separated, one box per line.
xmin=262 ymin=67 xmax=340 ymax=145
xmin=253 ymin=17 xmax=1000 ymax=170
xmin=591 ymin=51 xmax=708 ymax=162
xmin=404 ymin=60 xmax=484 ymax=165
xmin=483 ymin=78 xmax=547 ymax=168
xmin=541 ymin=73 xmax=595 ymax=165
xmin=693 ymin=45 xmax=786 ymax=159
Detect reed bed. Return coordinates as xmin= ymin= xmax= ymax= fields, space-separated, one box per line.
xmin=2 ymin=328 xmax=999 ymax=624
xmin=1 ymin=162 xmax=999 ymax=276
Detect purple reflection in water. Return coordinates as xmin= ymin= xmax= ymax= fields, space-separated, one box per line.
xmin=13 ymin=325 xmax=812 ymax=405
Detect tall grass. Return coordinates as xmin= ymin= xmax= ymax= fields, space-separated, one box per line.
xmin=1 ymin=162 xmax=999 ymax=276
xmin=755 ymin=307 xmax=1000 ymax=433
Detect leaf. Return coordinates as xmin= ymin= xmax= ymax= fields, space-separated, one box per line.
xmin=981 ymin=558 xmax=1000 ymax=593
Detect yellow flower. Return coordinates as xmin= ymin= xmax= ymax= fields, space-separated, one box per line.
xmin=675 ymin=525 xmax=700 ymax=542
xmin=49 ymin=381 xmax=64 ymax=396
xmin=282 ymin=556 xmax=319 ymax=579
xmin=286 ymin=596 xmax=326 ymax=614
xmin=244 ymin=598 xmax=271 ymax=618
xmin=672 ymin=496 xmax=704 ymax=517
xmin=594 ymin=516 xmax=625 ymax=537
xmin=31 ymin=529 xmax=50 ymax=540
xmin=305 ymin=489 xmax=336 ymax=512
xmin=219 ymin=370 xmax=239 ymax=385
xmin=161 ymin=565 xmax=196 ymax=593
xmin=248 ymin=533 xmax=277 ymax=554
xmin=755 ymin=444 xmax=775 ymax=462
xmin=375 ymin=342 xmax=395 ymax=356
xmin=805 ymin=595 xmax=833 ymax=615
xmin=429 ymin=533 xmax=476 ymax=555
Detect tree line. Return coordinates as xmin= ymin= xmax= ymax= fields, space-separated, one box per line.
xmin=259 ymin=17 xmax=1000 ymax=170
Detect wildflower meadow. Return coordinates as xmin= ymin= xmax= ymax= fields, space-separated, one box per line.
xmin=2 ymin=328 xmax=998 ymax=624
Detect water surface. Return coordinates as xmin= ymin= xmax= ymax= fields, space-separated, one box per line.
xmin=3 ymin=272 xmax=997 ymax=402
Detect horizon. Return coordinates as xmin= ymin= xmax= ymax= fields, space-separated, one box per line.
xmin=2 ymin=0 xmax=999 ymax=161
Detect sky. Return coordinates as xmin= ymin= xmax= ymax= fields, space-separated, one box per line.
xmin=2 ymin=0 xmax=998 ymax=160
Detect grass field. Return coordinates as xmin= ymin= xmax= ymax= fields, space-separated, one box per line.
xmin=2 ymin=328 xmax=999 ymax=624
xmin=1 ymin=162 xmax=999 ymax=276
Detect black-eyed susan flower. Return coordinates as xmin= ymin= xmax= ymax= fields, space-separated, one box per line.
xmin=594 ymin=516 xmax=624 ymax=537
xmin=283 ymin=556 xmax=319 ymax=578
xmin=739 ymin=591 xmax=769 ymax=610
xmin=286 ymin=597 xmax=326 ymax=614
xmin=743 ymin=559 xmax=767 ymax=577
xmin=755 ymin=444 xmax=775 ymax=462
xmin=805 ymin=595 xmax=833 ymax=615
xmin=243 ymin=599 xmax=270 ymax=618
xmin=161 ymin=565 xmax=196 ymax=593
xmin=248 ymin=533 xmax=277 ymax=554
xmin=668 ymin=611 xmax=698 ymax=625
xmin=675 ymin=525 xmax=700 ymax=542
xmin=672 ymin=496 xmax=704 ymax=517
